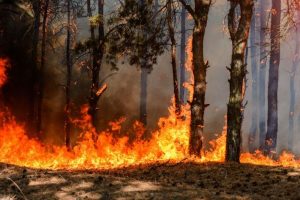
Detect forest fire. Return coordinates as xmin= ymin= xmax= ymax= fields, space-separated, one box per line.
xmin=2 ymin=0 xmax=300 ymax=199
xmin=0 ymin=45 xmax=299 ymax=171
xmin=0 ymin=60 xmax=296 ymax=171
xmin=0 ymin=0 xmax=299 ymax=173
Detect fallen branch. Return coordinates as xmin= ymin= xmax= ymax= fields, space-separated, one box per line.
xmin=6 ymin=177 xmax=28 ymax=200
xmin=96 ymin=84 xmax=108 ymax=97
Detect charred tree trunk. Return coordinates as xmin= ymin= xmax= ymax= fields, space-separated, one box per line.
xmin=258 ymin=0 xmax=268 ymax=148
xmin=265 ymin=0 xmax=281 ymax=153
xmin=30 ymin=0 xmax=40 ymax=133
xmin=88 ymin=0 xmax=105 ymax=128
xmin=226 ymin=0 xmax=253 ymax=162
xmin=167 ymin=0 xmax=181 ymax=115
xmin=248 ymin=3 xmax=258 ymax=152
xmin=36 ymin=0 xmax=49 ymax=137
xmin=288 ymin=10 xmax=300 ymax=151
xmin=65 ymin=0 xmax=72 ymax=150
xmin=180 ymin=0 xmax=187 ymax=104
xmin=188 ymin=0 xmax=211 ymax=157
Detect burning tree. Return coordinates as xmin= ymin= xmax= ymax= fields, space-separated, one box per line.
xmin=265 ymin=0 xmax=281 ymax=154
xmin=167 ymin=0 xmax=181 ymax=115
xmin=106 ymin=0 xmax=168 ymax=123
xmin=177 ymin=0 xmax=211 ymax=157
xmin=258 ymin=0 xmax=269 ymax=149
xmin=65 ymin=0 xmax=73 ymax=149
xmin=107 ymin=0 xmax=212 ymax=157
xmin=226 ymin=0 xmax=253 ymax=162
xmin=87 ymin=0 xmax=106 ymax=128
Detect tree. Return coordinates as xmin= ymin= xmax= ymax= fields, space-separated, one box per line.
xmin=65 ymin=0 xmax=72 ymax=149
xmin=106 ymin=0 xmax=168 ymax=128
xmin=288 ymin=3 xmax=300 ymax=151
xmin=139 ymin=0 xmax=149 ymax=126
xmin=179 ymin=0 xmax=188 ymax=104
xmin=226 ymin=0 xmax=253 ymax=162
xmin=140 ymin=67 xmax=149 ymax=126
xmin=265 ymin=0 xmax=281 ymax=154
xmin=36 ymin=0 xmax=50 ymax=137
xmin=258 ymin=0 xmax=269 ymax=148
xmin=30 ymin=0 xmax=41 ymax=134
xmin=248 ymin=1 xmax=259 ymax=152
xmin=167 ymin=0 xmax=181 ymax=115
xmin=178 ymin=0 xmax=211 ymax=156
xmin=87 ymin=0 xmax=106 ymax=128
xmin=108 ymin=0 xmax=211 ymax=156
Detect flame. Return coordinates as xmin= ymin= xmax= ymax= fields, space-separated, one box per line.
xmin=0 ymin=42 xmax=300 ymax=171
xmin=183 ymin=36 xmax=194 ymax=102
xmin=1 ymin=102 xmax=299 ymax=170
xmin=0 ymin=58 xmax=8 ymax=87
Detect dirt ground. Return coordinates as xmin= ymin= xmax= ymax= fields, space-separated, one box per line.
xmin=0 ymin=162 xmax=300 ymax=200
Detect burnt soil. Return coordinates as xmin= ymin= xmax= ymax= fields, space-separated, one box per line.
xmin=0 ymin=162 xmax=300 ymax=200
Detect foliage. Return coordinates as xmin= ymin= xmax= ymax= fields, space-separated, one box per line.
xmin=105 ymin=0 xmax=169 ymax=70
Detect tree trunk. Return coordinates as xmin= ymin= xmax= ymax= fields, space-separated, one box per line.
xmin=226 ymin=0 xmax=253 ymax=162
xmin=180 ymin=0 xmax=187 ymax=104
xmin=189 ymin=0 xmax=211 ymax=157
xmin=65 ymin=0 xmax=72 ymax=150
xmin=258 ymin=0 xmax=268 ymax=148
xmin=140 ymin=68 xmax=148 ymax=125
xmin=288 ymin=10 xmax=300 ymax=151
xmin=248 ymin=3 xmax=258 ymax=152
xmin=139 ymin=0 xmax=148 ymax=126
xmin=265 ymin=0 xmax=281 ymax=153
xmin=30 ymin=0 xmax=40 ymax=134
xmin=37 ymin=0 xmax=49 ymax=137
xmin=167 ymin=0 xmax=181 ymax=115
xmin=88 ymin=0 xmax=104 ymax=128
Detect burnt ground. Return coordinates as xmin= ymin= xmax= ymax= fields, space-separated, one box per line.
xmin=0 ymin=162 xmax=300 ymax=200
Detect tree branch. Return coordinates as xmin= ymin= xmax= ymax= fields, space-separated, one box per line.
xmin=177 ymin=0 xmax=196 ymax=21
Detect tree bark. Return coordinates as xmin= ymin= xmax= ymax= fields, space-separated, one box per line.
xmin=248 ymin=3 xmax=258 ymax=152
xmin=36 ymin=0 xmax=49 ymax=137
xmin=167 ymin=0 xmax=181 ymax=115
xmin=226 ymin=0 xmax=253 ymax=162
xmin=265 ymin=0 xmax=281 ymax=153
xmin=65 ymin=0 xmax=72 ymax=150
xmin=188 ymin=0 xmax=211 ymax=157
xmin=258 ymin=0 xmax=268 ymax=148
xmin=288 ymin=9 xmax=300 ymax=151
xmin=87 ymin=0 xmax=105 ymax=128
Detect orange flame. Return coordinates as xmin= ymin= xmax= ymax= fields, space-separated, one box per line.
xmin=0 ymin=58 xmax=8 ymax=87
xmin=1 ymin=102 xmax=299 ymax=170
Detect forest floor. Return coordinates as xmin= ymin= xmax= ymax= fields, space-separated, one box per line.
xmin=0 ymin=162 xmax=300 ymax=200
